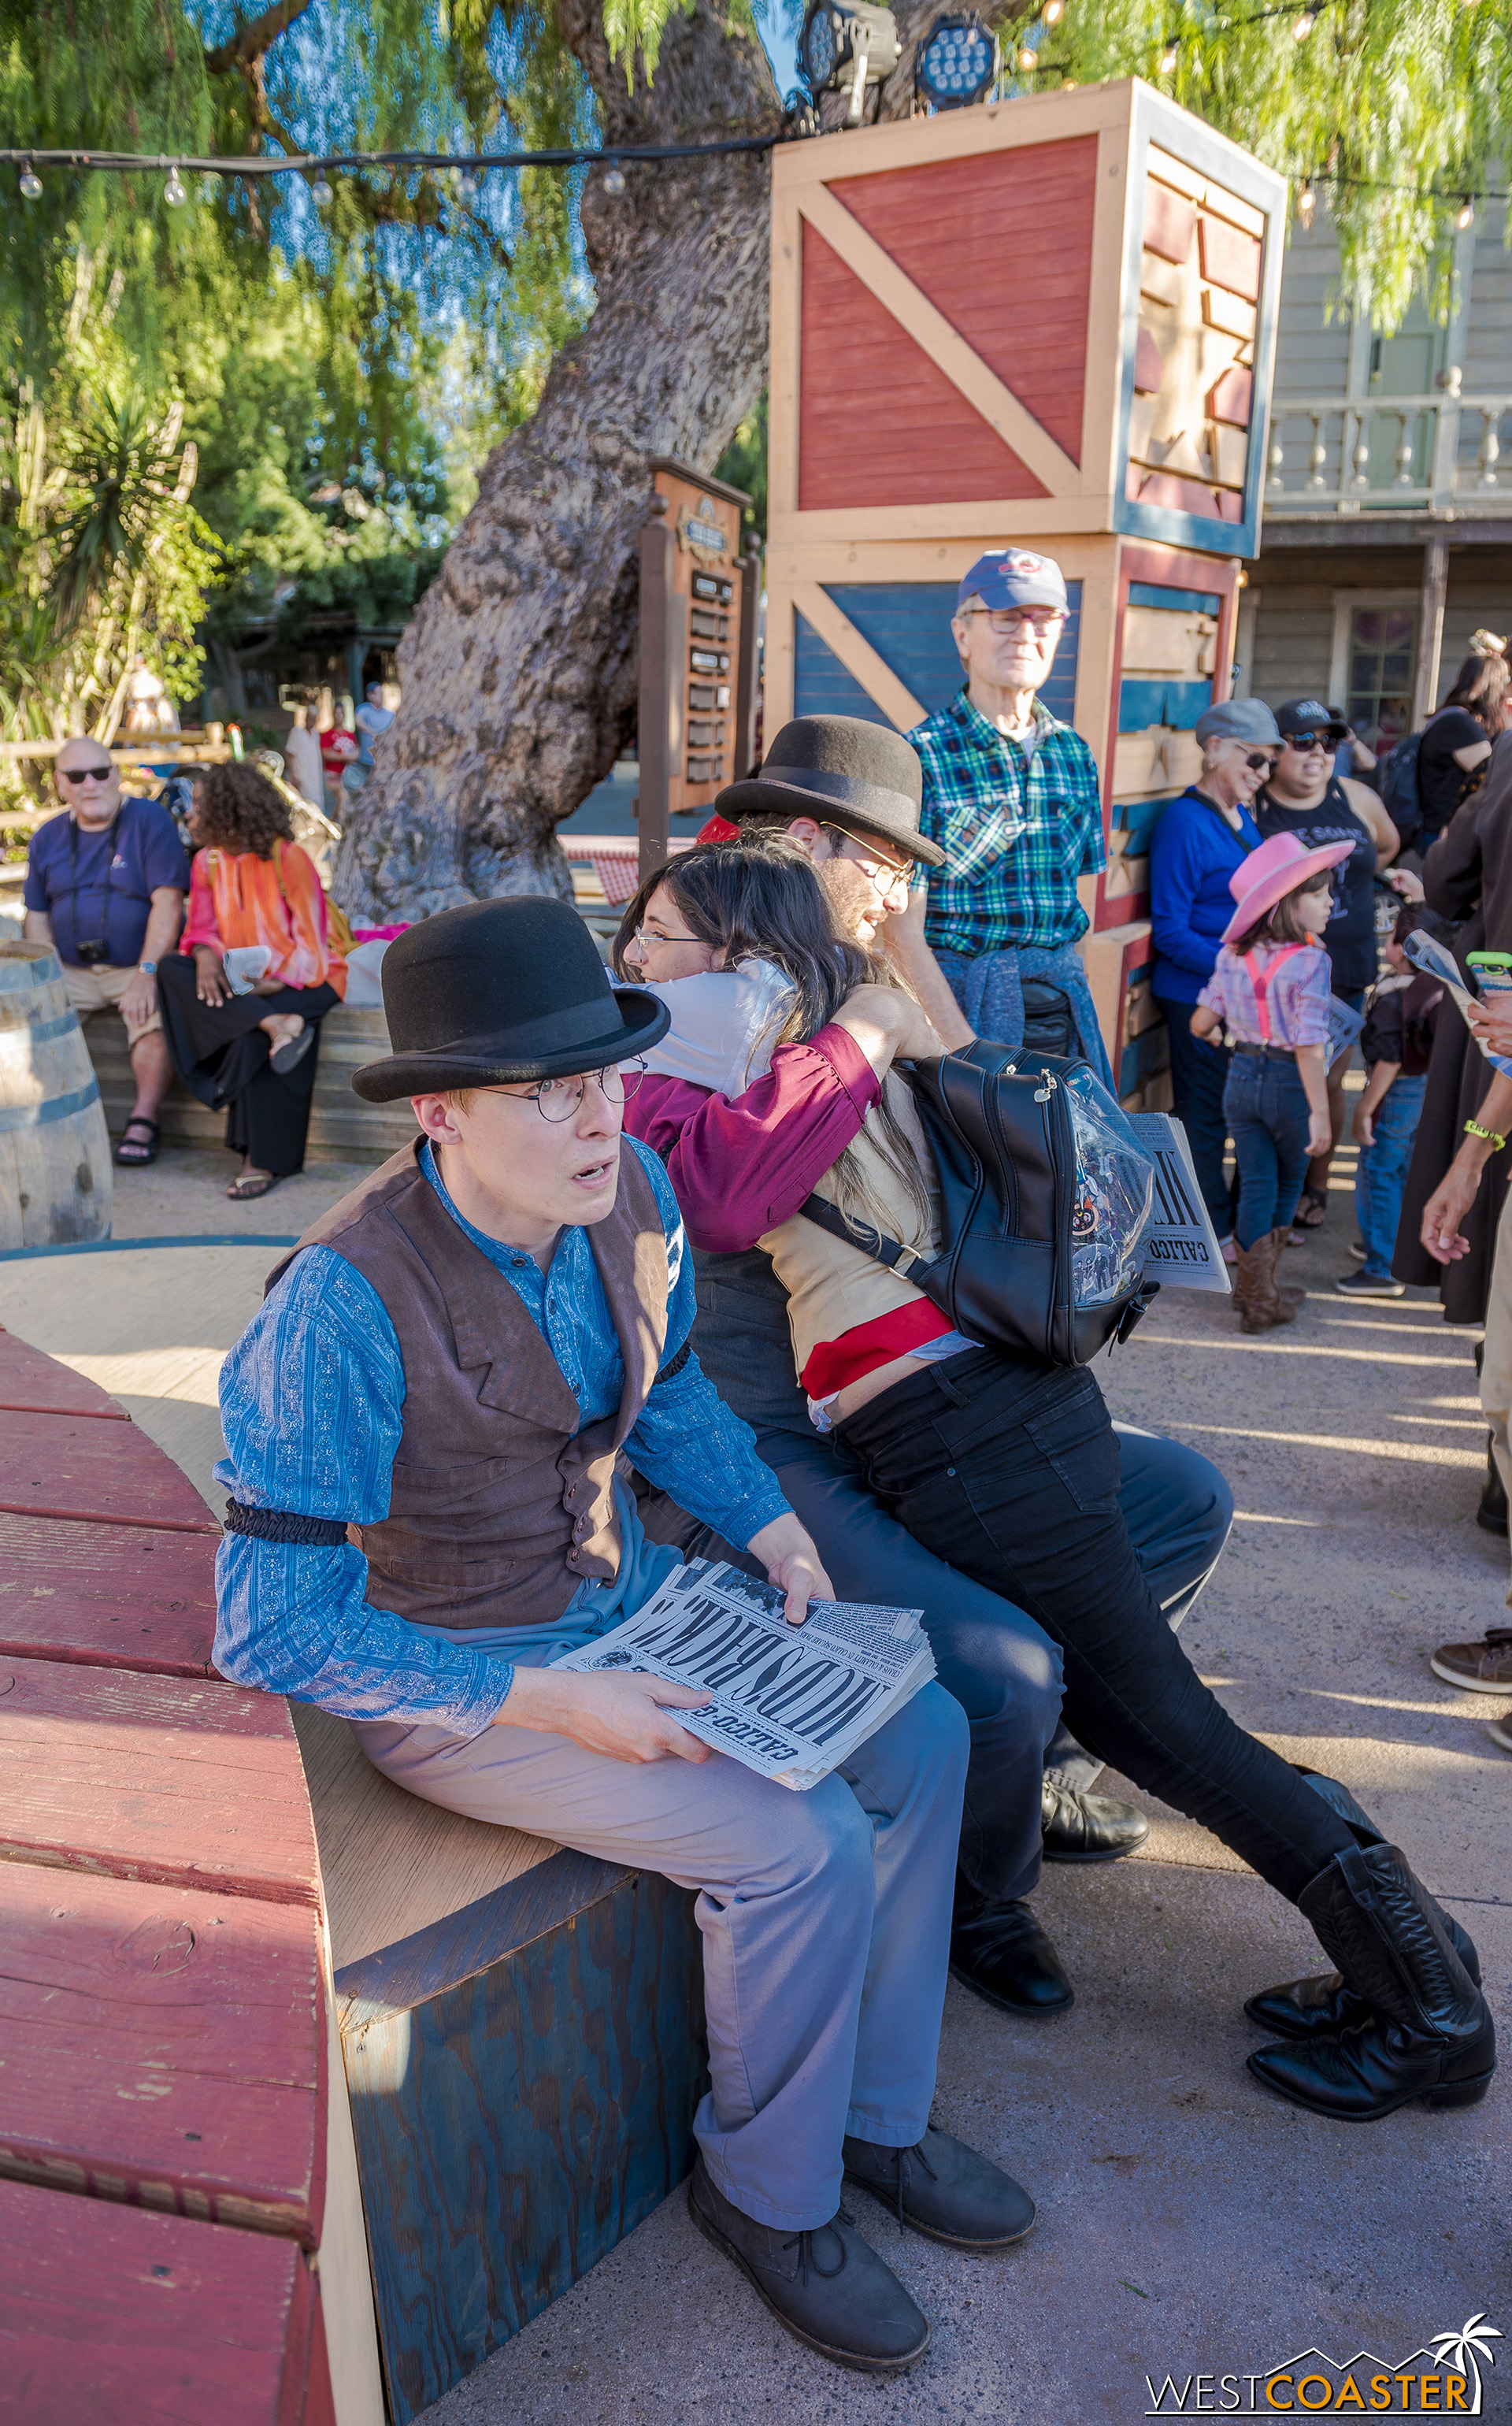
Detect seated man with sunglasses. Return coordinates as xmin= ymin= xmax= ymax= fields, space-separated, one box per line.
xmin=905 ymin=549 xmax=1115 ymax=1088
xmin=23 ymin=737 xmax=190 ymax=1167
xmin=211 ymin=896 xmax=1032 ymax=2377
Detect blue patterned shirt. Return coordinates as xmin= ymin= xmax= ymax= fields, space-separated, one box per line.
xmin=212 ymin=1137 xmax=790 ymax=1734
xmin=910 ymin=688 xmax=1106 ymax=956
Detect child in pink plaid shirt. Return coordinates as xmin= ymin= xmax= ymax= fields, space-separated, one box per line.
xmin=1190 ymin=833 xmax=1354 ymax=1332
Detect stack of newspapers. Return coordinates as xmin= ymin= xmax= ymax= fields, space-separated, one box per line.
xmin=556 ymin=1559 xmax=936 ymax=1790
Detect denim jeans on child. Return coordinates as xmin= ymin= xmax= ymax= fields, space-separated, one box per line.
xmin=1223 ymin=1047 xmax=1314 ymax=1251
xmin=1355 ymin=1071 xmax=1428 ymax=1278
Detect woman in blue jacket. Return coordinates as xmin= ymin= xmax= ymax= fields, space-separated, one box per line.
xmin=1148 ymin=699 xmax=1281 ymax=1247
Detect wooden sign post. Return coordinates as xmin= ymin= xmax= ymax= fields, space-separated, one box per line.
xmin=637 ymin=458 xmax=762 ymax=884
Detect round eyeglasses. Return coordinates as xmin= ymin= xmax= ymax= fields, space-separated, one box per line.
xmin=515 ymin=1060 xmax=647 ymax=1122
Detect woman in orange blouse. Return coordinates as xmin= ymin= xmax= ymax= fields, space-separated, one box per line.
xmin=157 ymin=762 xmax=346 ymax=1199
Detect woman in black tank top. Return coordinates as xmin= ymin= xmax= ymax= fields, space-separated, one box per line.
xmin=1255 ymin=702 xmax=1402 ymax=1226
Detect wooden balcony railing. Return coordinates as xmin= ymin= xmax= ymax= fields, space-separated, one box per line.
xmin=1264 ymin=384 xmax=1511 ymax=515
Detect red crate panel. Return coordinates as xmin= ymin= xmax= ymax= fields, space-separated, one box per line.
xmin=0 ymin=1865 xmax=324 ymax=2245
xmin=1208 ymin=364 xmax=1254 ymax=427
xmin=0 ymin=2176 xmax=321 ymax=2426
xmin=799 ymin=222 xmax=1047 ymax=510
xmin=827 ymin=137 xmax=1098 ymax=466
xmin=0 ymin=1326 xmax=130 ymax=1419
xmin=0 ymin=1406 xmax=219 ymax=1534
xmin=1144 ymin=180 xmax=1196 ymax=265
xmin=0 ymin=1658 xmax=321 ymax=1908
xmin=0 ymin=1509 xmax=216 ymax=1675
xmin=1199 ymin=213 xmax=1263 ymax=302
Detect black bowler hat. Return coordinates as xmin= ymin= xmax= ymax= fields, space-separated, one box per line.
xmin=351 ymin=897 xmax=670 ymax=1104
xmin=715 ymin=715 xmax=947 ymax=868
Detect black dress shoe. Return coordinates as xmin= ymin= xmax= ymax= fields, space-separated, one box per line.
xmin=1041 ymin=1775 xmax=1150 ymax=1863
xmin=843 ymin=2126 xmax=1036 ymax=2249
xmin=1248 ymin=1844 xmax=1495 ymax=2120
xmin=951 ymin=1893 xmax=1074 ymax=2019
xmin=687 ymin=2156 xmax=929 ymax=2373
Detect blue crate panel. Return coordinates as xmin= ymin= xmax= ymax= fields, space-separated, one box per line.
xmin=795 ymin=583 xmax=1084 ymax=733
xmin=1120 ymin=1022 xmax=1171 ymax=1096
xmin=1117 ymin=678 xmax=1213 ymax=733
xmin=1128 ymin=581 xmax=1223 ymax=616
xmin=1113 ymin=793 xmax=1184 ymax=852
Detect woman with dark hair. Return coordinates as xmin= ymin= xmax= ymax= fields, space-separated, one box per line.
xmin=1417 ymin=636 xmax=1512 ymax=849
xmin=157 ymin=761 xmax=346 ymax=1199
xmin=619 ymin=832 xmax=1495 ymax=2126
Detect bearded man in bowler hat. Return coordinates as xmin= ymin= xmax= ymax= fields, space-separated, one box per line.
xmin=211 ymin=894 xmax=1034 ymax=2374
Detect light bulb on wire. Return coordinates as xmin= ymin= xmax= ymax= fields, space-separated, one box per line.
xmin=1043 ymin=0 xmax=1065 ymax=22
xmin=602 ymin=161 xmax=626 ymax=195
xmin=1292 ymin=9 xmax=1315 ymax=35
xmin=1018 ymin=45 xmax=1037 ymax=69
xmin=19 ymin=159 xmax=41 ymax=199
xmin=1458 ymin=195 xmax=1476 ymax=229
xmin=1158 ymin=43 xmax=1178 ymax=72
xmin=1297 ymin=176 xmax=1317 ymax=230
xmin=311 ymin=169 xmax=332 ymax=206
xmin=163 ymin=164 xmax=187 ymax=206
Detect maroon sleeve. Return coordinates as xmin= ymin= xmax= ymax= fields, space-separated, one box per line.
xmin=624 ymin=1024 xmax=883 ymax=1253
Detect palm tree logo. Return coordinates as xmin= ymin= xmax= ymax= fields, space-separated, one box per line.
xmin=1429 ymin=2314 xmax=1502 ymax=2414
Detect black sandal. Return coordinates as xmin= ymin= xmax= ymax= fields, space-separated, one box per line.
xmin=1293 ymin=1185 xmax=1329 ymax=1229
xmin=115 ymin=1118 xmax=160 ymax=1167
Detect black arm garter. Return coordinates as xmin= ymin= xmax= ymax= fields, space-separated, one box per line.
xmin=224 ymin=1500 xmax=353 ymax=1546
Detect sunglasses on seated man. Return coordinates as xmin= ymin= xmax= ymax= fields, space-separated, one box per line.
xmin=58 ymin=762 xmax=115 ymax=784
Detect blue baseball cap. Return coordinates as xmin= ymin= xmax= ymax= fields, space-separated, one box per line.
xmin=956 ymin=548 xmax=1068 ymax=615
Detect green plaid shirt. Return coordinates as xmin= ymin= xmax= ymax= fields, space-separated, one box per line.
xmin=910 ymin=688 xmax=1106 ymax=956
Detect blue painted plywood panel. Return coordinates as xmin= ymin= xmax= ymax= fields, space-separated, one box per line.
xmin=1118 ymin=679 xmax=1212 ymax=733
xmin=1128 ymin=582 xmax=1223 ymax=615
xmin=339 ymin=1857 xmax=707 ymax=2424
xmin=1114 ymin=793 xmax=1184 ymax=851
xmin=793 ymin=614 xmax=892 ymax=728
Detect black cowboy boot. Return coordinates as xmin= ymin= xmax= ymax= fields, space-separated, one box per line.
xmin=1243 ymin=1770 xmax=1482 ymax=2040
xmin=1247 ymin=1842 xmax=1496 ymax=2120
xmin=1477 ymin=1437 xmax=1508 ymax=1534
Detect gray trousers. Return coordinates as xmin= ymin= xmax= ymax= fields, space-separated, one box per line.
xmin=355 ymin=1681 xmax=969 ymax=2232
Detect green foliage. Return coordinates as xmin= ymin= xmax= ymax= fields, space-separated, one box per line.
xmin=1003 ymin=0 xmax=1512 ymax=328
xmin=715 ymin=388 xmax=768 ymax=544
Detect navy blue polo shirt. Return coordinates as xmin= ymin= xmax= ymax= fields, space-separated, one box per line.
xmin=24 ymin=798 xmax=190 ymax=969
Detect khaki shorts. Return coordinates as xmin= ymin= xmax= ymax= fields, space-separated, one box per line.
xmin=61 ymin=959 xmax=163 ymax=1048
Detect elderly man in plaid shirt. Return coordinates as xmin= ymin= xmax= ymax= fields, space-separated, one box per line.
xmin=907 ymin=549 xmax=1116 ymax=1089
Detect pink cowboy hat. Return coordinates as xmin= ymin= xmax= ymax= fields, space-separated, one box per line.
xmin=1221 ymin=830 xmax=1357 ymax=945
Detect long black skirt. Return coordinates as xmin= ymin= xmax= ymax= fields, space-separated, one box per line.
xmin=158 ymin=954 xmax=340 ymax=1178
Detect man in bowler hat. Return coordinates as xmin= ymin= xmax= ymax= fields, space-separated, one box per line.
xmin=211 ymin=894 xmax=1034 ymax=2373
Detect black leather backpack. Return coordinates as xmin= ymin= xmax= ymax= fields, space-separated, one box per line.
xmin=799 ymin=1042 xmax=1158 ymax=1369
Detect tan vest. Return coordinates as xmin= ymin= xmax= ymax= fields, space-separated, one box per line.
xmin=758 ymin=1076 xmax=941 ymax=1384
xmin=267 ymin=1141 xmax=671 ymax=1630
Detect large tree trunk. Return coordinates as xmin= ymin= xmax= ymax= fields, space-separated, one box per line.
xmin=333 ymin=1 xmax=780 ymax=917
xmin=333 ymin=0 xmax=948 ymax=921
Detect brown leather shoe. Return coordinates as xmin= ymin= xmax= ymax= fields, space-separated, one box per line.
xmin=1430 ymin=1629 xmax=1512 ymax=1692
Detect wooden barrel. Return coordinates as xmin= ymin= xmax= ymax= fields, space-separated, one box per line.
xmin=0 ymin=940 xmax=113 ymax=1248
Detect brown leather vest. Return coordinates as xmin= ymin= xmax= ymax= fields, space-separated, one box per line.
xmin=266 ymin=1140 xmax=671 ymax=1630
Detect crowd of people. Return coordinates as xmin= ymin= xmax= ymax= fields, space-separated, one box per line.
xmin=22 ymin=555 xmax=1506 ymax=2373
xmin=170 ymin=541 xmax=1502 ymax=2379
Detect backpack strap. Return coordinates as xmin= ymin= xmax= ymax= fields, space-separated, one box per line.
xmin=1241 ymin=943 xmax=1309 ymax=1043
xmin=798 ymin=1193 xmax=932 ymax=1280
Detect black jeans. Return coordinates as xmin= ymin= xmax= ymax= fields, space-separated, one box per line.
xmin=1155 ymin=994 xmax=1238 ymax=1241
xmin=838 ymin=1348 xmax=1355 ymax=1906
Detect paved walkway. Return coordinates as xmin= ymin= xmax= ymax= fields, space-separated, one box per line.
xmin=4 ymin=1137 xmax=1507 ymax=2425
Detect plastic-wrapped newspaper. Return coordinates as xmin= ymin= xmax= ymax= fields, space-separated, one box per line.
xmin=555 ymin=1560 xmax=936 ymax=1790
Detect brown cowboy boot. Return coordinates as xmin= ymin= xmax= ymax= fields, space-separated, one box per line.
xmin=1233 ymin=1235 xmax=1282 ymax=1333
xmin=1266 ymin=1229 xmax=1301 ymax=1318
